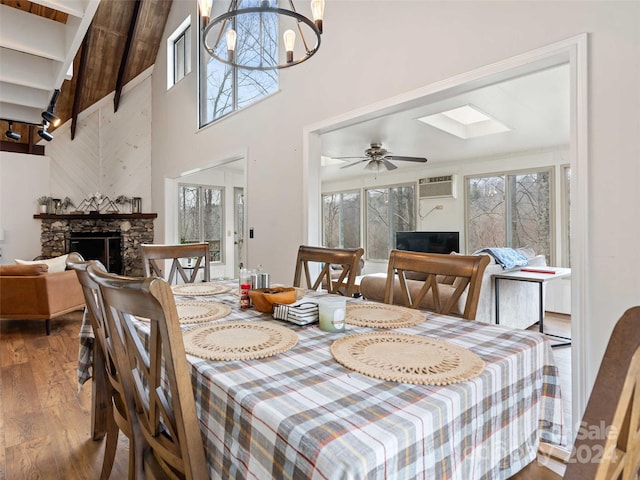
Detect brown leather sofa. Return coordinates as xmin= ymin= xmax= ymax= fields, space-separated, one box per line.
xmin=0 ymin=263 xmax=85 ymax=335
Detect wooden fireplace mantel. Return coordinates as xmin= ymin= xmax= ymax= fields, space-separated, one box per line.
xmin=33 ymin=213 xmax=158 ymax=220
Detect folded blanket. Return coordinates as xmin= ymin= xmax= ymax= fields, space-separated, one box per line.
xmin=473 ymin=247 xmax=529 ymax=269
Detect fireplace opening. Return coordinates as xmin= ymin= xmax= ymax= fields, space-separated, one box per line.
xmin=66 ymin=231 xmax=123 ymax=274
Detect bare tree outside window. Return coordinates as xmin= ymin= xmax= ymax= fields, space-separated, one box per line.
xmin=366 ymin=185 xmax=415 ymax=260
xmin=179 ymin=185 xmax=224 ymax=262
xmin=466 ymin=169 xmax=552 ymax=262
xmin=322 ymin=192 xmax=360 ymax=248
xmin=200 ymin=0 xmax=278 ymax=125
xmin=179 ymin=185 xmax=200 ymax=242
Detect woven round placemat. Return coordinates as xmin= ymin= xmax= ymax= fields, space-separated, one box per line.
xmin=330 ymin=332 xmax=485 ymax=385
xmin=171 ymin=282 xmax=232 ymax=296
xmin=182 ymin=321 xmax=298 ymax=361
xmin=134 ymin=301 xmax=231 ymax=325
xmin=346 ymin=302 xmax=426 ymax=329
xmin=176 ymin=301 xmax=231 ymax=324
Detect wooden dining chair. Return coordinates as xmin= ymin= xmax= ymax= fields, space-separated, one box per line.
xmin=383 ymin=250 xmax=490 ymax=320
xmin=293 ymin=245 xmax=364 ymax=297
xmin=87 ymin=262 xmax=208 ymax=480
xmin=510 ymin=305 xmax=640 ymax=480
xmin=140 ymin=243 xmax=210 ymax=284
xmin=66 ymin=252 xmax=135 ymax=480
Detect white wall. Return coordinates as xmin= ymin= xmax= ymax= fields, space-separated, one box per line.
xmin=151 ymin=1 xmax=640 ymax=393
xmin=0 ymin=152 xmax=50 ymax=263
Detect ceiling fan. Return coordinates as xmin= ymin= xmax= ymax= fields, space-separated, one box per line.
xmin=337 ymin=143 xmax=428 ymax=171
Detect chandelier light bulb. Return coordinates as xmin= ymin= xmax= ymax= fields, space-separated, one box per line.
xmin=202 ymin=0 xmax=324 ymax=70
xmin=283 ymin=29 xmax=296 ymax=63
xmin=225 ymin=29 xmax=237 ymax=60
xmin=198 ymin=0 xmax=212 ymax=23
xmin=310 ymin=0 xmax=324 ymax=33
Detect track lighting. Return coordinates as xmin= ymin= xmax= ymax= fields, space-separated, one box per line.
xmin=41 ymin=89 xmax=61 ymax=128
xmin=42 ymin=110 xmax=60 ymax=127
xmin=5 ymin=121 xmax=21 ymax=141
xmin=38 ymin=122 xmax=53 ymax=142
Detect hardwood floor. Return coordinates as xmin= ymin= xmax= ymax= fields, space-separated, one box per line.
xmin=0 ymin=312 xmax=129 ymax=480
xmin=0 ymin=310 xmax=573 ymax=479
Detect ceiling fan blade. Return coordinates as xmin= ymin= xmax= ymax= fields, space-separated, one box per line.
xmin=385 ymin=155 xmax=428 ymax=163
xmin=340 ymin=159 xmax=368 ymax=169
xmin=333 ymin=156 xmax=367 ymax=160
xmin=382 ymin=158 xmax=398 ymax=171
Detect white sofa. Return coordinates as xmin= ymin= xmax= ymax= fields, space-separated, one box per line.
xmin=359 ymin=249 xmax=546 ymax=330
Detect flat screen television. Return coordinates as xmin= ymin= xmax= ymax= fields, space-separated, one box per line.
xmin=395 ymin=231 xmax=460 ymax=255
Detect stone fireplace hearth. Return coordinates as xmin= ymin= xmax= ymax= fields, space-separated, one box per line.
xmin=35 ymin=213 xmax=157 ymax=276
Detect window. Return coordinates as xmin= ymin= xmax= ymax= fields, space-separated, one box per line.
xmin=466 ymin=168 xmax=553 ymax=261
xmin=167 ymin=17 xmax=192 ymax=89
xmin=179 ymin=184 xmax=224 ymax=262
xmin=561 ymin=164 xmax=571 ymax=267
xmin=365 ymin=184 xmax=416 ymax=260
xmin=322 ymin=191 xmax=361 ymax=249
xmin=174 ymin=26 xmax=190 ymax=84
xmin=199 ymin=0 xmax=278 ymax=126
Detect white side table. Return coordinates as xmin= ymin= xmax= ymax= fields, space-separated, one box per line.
xmin=493 ymin=267 xmax=571 ymax=347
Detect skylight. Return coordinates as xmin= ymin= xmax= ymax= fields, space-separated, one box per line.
xmin=417 ymin=105 xmax=510 ymax=139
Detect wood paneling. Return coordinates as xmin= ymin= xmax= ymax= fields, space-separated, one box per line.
xmin=0 ymin=0 xmax=67 ymax=23
xmin=2 ymin=0 xmax=172 ymax=148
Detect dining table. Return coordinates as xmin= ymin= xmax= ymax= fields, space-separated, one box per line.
xmin=77 ymin=279 xmax=564 ymax=480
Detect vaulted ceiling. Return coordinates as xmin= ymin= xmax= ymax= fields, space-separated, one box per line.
xmin=0 ymin=0 xmax=172 ymax=153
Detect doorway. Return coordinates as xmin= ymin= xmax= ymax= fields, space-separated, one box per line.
xmin=303 ymin=34 xmax=588 ymax=443
xmin=169 ymin=157 xmax=247 ymax=280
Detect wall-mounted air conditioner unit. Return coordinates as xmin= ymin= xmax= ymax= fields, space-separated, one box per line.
xmin=418 ymin=175 xmax=456 ymax=199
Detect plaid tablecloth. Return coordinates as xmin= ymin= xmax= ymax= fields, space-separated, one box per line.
xmin=78 ymin=281 xmax=564 ymax=479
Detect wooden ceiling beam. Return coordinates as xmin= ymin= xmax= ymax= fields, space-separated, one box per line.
xmin=71 ymin=24 xmax=91 ymax=140
xmin=113 ymin=0 xmax=142 ymax=113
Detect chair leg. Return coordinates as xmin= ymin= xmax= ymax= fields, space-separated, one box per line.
xmin=45 ymin=318 xmax=51 ymax=335
xmin=127 ymin=439 xmax=136 ymax=480
xmin=99 ymin=411 xmax=120 ymax=480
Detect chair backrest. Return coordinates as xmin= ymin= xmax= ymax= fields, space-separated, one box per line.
xmin=87 ymin=262 xmax=208 ymax=480
xmin=564 ymin=306 xmax=640 ymax=480
xmin=384 ymin=250 xmax=490 ymax=320
xmin=141 ymin=243 xmax=210 ymax=284
xmin=293 ymin=245 xmax=364 ymax=297
xmin=66 ymin=252 xmax=135 ymax=459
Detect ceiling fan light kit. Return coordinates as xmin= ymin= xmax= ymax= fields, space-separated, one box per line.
xmin=338 ymin=142 xmax=428 ymax=172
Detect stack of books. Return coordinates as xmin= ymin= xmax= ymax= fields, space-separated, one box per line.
xmin=273 ymin=301 xmax=319 ymax=326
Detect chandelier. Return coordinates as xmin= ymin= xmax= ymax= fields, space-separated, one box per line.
xmin=199 ymin=0 xmax=324 ymax=70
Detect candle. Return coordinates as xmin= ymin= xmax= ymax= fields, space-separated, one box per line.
xmin=318 ymin=296 xmax=346 ymax=333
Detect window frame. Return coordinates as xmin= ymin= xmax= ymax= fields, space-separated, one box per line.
xmin=464 ymin=166 xmax=556 ymax=264
xmin=321 ymin=189 xmax=362 ymax=249
xmin=198 ymin=2 xmax=279 ymax=128
xmin=364 ymin=182 xmax=417 ymax=262
xmin=178 ymin=183 xmax=225 ymax=264
xmin=560 ymin=163 xmax=571 ymax=267
xmin=166 ymin=16 xmax=192 ymax=90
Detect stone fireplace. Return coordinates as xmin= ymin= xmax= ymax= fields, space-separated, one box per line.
xmin=36 ymin=213 xmax=156 ymax=276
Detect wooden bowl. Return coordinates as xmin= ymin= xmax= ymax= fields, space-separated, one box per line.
xmin=249 ymin=287 xmax=297 ymax=313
